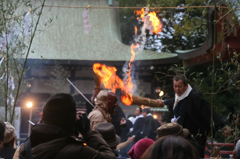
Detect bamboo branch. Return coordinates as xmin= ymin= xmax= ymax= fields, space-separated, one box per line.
xmin=10 ymin=0 xmax=46 ymax=124
xmin=1 ymin=0 xmax=9 ymax=122
xmin=211 ymin=0 xmax=217 ymax=152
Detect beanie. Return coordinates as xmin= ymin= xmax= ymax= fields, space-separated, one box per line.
xmin=128 ymin=138 xmax=154 ymax=159
xmin=42 ymin=93 xmax=76 ymax=133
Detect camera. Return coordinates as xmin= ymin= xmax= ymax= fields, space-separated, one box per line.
xmin=75 ymin=113 xmax=90 ymax=139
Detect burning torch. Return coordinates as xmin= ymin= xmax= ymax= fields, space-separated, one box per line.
xmin=92 ymin=63 xmax=164 ymax=108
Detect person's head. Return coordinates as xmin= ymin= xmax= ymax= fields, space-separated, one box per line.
xmin=94 ymin=122 xmax=120 ymax=149
xmin=3 ymin=122 xmax=16 ymax=148
xmin=142 ymin=108 xmax=151 ymax=118
xmin=0 ymin=120 xmax=6 ymax=151
xmin=135 ymin=106 xmax=142 ymax=116
xmin=128 ymin=138 xmax=155 ymax=159
xmin=141 ymin=136 xmax=200 ymax=159
xmin=156 ymin=123 xmax=189 ymax=139
xmin=95 ymin=90 xmax=118 ymax=115
xmin=173 ymin=74 xmax=188 ymax=96
xmin=42 ymin=93 xmax=76 ymax=133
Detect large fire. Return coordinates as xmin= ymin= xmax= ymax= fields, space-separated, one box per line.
xmin=92 ymin=8 xmax=162 ymax=106
xmin=93 ymin=44 xmax=138 ymax=106
xmin=134 ymin=8 xmax=162 ymax=34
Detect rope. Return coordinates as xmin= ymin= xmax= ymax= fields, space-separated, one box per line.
xmin=4 ymin=5 xmax=240 ymax=20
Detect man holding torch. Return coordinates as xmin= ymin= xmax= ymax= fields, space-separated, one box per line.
xmin=157 ymin=74 xmax=231 ymax=158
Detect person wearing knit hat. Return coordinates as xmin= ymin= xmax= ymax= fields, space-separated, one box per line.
xmin=0 ymin=120 xmax=5 ymax=152
xmin=0 ymin=122 xmax=16 ymax=159
xmin=13 ymin=93 xmax=116 ymax=159
xmin=88 ymin=90 xmax=118 ymax=130
xmin=42 ymin=93 xmax=77 ymax=133
xmin=127 ymin=138 xmax=154 ymax=159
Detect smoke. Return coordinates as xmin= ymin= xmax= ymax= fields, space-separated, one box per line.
xmin=121 ymin=8 xmax=149 ymax=96
xmin=122 ymin=61 xmax=137 ymax=94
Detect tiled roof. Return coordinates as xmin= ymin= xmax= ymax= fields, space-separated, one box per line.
xmin=29 ymin=0 xmax=177 ymax=61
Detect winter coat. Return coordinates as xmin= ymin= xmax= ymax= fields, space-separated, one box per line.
xmin=88 ymin=109 xmax=109 ymax=130
xmin=13 ymin=124 xmax=115 ymax=159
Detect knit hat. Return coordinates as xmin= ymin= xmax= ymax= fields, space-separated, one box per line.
xmin=94 ymin=122 xmax=120 ymax=148
xmin=42 ymin=93 xmax=76 ymax=133
xmin=4 ymin=122 xmax=15 ymax=143
xmin=128 ymin=138 xmax=154 ymax=159
xmin=156 ymin=123 xmax=189 ymax=139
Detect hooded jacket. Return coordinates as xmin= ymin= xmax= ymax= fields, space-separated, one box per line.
xmin=13 ymin=124 xmax=115 ymax=159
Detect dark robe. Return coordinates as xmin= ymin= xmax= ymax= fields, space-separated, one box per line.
xmin=164 ymin=90 xmax=225 ymax=158
xmin=119 ymin=120 xmax=133 ymax=158
xmin=128 ymin=116 xmax=144 ymax=143
xmin=142 ymin=115 xmax=160 ymax=140
xmin=111 ymin=106 xmax=126 ymax=136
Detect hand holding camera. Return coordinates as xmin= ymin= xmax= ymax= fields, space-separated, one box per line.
xmin=76 ymin=111 xmax=90 ymax=139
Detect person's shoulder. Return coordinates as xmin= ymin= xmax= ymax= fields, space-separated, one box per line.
xmin=146 ymin=115 xmax=153 ymax=120
xmin=188 ymin=90 xmax=209 ymax=105
xmin=189 ymin=90 xmax=204 ymax=98
xmin=88 ymin=109 xmax=104 ymax=119
xmin=136 ymin=117 xmax=144 ymax=122
xmin=68 ymin=136 xmax=85 ymax=144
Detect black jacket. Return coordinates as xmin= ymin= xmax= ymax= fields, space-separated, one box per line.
xmin=111 ymin=106 xmax=126 ymax=136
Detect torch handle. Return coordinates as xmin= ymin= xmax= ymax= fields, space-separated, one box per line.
xmin=132 ymin=95 xmax=164 ymax=107
xmin=93 ymin=71 xmax=101 ymax=90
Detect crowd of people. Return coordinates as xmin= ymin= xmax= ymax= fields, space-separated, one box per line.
xmin=0 ymin=74 xmax=238 ymax=159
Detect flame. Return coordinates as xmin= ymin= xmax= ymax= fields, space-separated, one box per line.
xmin=148 ymin=12 xmax=162 ymax=34
xmin=134 ymin=8 xmax=163 ymax=34
xmin=134 ymin=8 xmax=145 ymax=19
xmin=93 ymin=44 xmax=138 ymax=106
xmin=93 ymin=63 xmax=133 ymax=105
xmin=121 ymin=95 xmax=133 ymax=106
xmin=135 ymin=26 xmax=137 ymax=35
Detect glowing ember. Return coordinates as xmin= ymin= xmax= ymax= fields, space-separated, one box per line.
xmin=135 ymin=26 xmax=137 ymax=35
xmin=134 ymin=8 xmax=163 ymax=34
xmin=121 ymin=95 xmax=133 ymax=106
